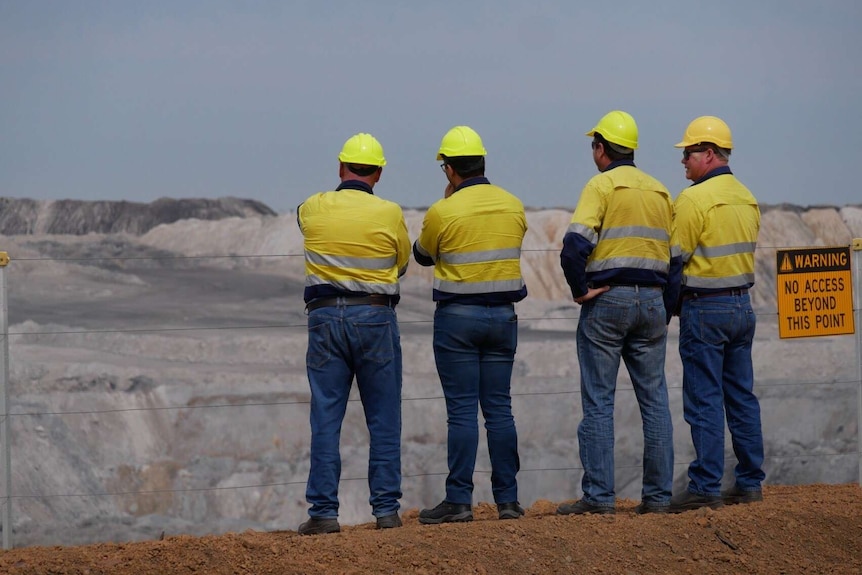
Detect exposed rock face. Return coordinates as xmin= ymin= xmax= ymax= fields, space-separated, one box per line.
xmin=0 ymin=197 xmax=276 ymax=236
xmin=2 ymin=199 xmax=861 ymax=547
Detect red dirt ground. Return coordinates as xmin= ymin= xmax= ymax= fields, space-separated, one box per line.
xmin=1 ymin=484 xmax=860 ymax=575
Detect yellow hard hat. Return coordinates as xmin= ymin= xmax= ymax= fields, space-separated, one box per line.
xmin=585 ymin=110 xmax=639 ymax=150
xmin=675 ymin=116 xmax=733 ymax=149
xmin=437 ymin=126 xmax=487 ymax=160
xmin=338 ymin=133 xmax=386 ymax=167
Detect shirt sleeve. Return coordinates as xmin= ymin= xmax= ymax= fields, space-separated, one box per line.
xmin=559 ymin=180 xmax=605 ymax=298
xmin=671 ymin=193 xmax=704 ymax=266
xmin=296 ymin=202 xmax=306 ymax=231
xmin=413 ymin=204 xmax=442 ymax=267
xmin=394 ymin=209 xmax=411 ymax=278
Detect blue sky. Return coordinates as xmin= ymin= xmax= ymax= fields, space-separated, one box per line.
xmin=1 ymin=1 xmax=860 ymax=212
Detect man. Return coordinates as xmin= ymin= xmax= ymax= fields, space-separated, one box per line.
xmin=296 ymin=133 xmax=410 ymax=534
xmin=414 ymin=126 xmax=527 ymax=524
xmin=668 ymin=116 xmax=765 ymax=513
xmin=559 ymin=110 xmax=680 ymax=515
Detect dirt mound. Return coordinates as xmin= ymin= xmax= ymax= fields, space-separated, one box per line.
xmin=1 ymin=484 xmax=860 ymax=574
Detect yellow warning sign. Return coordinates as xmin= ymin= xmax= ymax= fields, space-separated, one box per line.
xmin=776 ymin=246 xmax=854 ymax=338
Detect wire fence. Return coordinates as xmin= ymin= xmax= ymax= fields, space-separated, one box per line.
xmin=0 ymin=244 xmax=860 ymax=546
xmin=5 ymin=375 xmax=861 ymax=419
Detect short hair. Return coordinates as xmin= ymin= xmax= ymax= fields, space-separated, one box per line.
xmin=692 ymin=143 xmax=731 ymax=160
xmin=712 ymin=145 xmax=732 ymax=160
xmin=593 ymin=134 xmax=633 ymax=162
xmin=345 ymin=163 xmax=380 ymax=177
xmin=442 ymin=155 xmax=485 ymax=178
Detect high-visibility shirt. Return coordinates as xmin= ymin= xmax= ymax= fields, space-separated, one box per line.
xmin=413 ymin=177 xmax=527 ymax=304
xmin=560 ymin=161 xmax=679 ymax=306
xmin=298 ymin=180 xmax=410 ymax=303
xmin=672 ymin=167 xmax=760 ymax=293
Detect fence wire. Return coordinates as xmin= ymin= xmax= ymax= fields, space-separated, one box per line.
xmin=1 ymin=246 xmax=860 ymax=507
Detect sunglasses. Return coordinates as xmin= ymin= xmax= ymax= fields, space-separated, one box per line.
xmin=682 ymin=147 xmax=710 ymax=160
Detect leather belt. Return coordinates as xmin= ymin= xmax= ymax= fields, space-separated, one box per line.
xmin=306 ymin=294 xmax=395 ymax=312
xmin=436 ymin=301 xmax=514 ymax=309
xmin=682 ymin=288 xmax=748 ymax=301
xmin=600 ymin=283 xmax=662 ymax=291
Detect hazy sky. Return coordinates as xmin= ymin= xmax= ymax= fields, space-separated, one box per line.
xmin=2 ymin=1 xmax=861 ymax=213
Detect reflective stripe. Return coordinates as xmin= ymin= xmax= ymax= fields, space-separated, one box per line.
xmin=567 ymin=222 xmax=597 ymax=244
xmin=670 ymin=244 xmax=682 ymax=258
xmin=434 ymin=277 xmax=525 ymax=294
xmin=600 ymin=226 xmax=669 ymax=242
xmin=587 ymin=256 xmax=669 ymax=273
xmin=305 ymin=250 xmax=397 ymax=270
xmin=306 ymin=274 xmax=400 ymax=294
xmin=693 ymin=241 xmax=757 ymax=259
xmin=683 ymin=273 xmax=754 ymax=289
xmin=440 ymin=247 xmax=521 ymax=265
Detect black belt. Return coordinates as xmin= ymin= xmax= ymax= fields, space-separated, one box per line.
xmin=306 ymin=294 xmax=395 ymax=312
xmin=682 ymin=288 xmax=748 ymax=301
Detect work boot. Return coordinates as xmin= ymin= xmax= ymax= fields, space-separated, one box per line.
xmin=418 ymin=501 xmax=473 ymax=524
xmin=556 ymin=499 xmax=615 ymax=515
xmin=497 ymin=502 xmax=525 ymax=520
xmin=376 ymin=513 xmax=402 ymax=529
xmin=298 ymin=517 xmax=340 ymax=535
xmin=721 ymin=485 xmax=763 ymax=505
xmin=668 ymin=490 xmax=723 ymax=513
xmin=634 ymin=502 xmax=670 ymax=515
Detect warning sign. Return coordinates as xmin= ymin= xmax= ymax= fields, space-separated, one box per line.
xmin=776 ymin=246 xmax=854 ymax=338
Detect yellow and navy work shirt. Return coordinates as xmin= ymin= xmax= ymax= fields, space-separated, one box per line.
xmin=560 ymin=160 xmax=681 ymax=311
xmin=413 ymin=177 xmax=527 ymax=304
xmin=298 ymin=180 xmax=410 ymax=303
xmin=671 ymin=166 xmax=760 ymax=294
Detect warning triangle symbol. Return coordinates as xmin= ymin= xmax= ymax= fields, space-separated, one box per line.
xmin=780 ymin=254 xmax=794 ymax=272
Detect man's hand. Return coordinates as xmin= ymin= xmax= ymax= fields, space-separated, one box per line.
xmin=574 ymin=285 xmax=610 ymax=304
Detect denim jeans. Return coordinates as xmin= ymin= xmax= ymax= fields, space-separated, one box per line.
xmin=433 ymin=303 xmax=520 ymax=505
xmin=576 ymin=286 xmax=673 ymax=507
xmin=679 ymin=293 xmax=764 ymax=496
xmin=305 ymin=303 xmax=402 ymax=518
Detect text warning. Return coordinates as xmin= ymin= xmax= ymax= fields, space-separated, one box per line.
xmin=777 ymin=246 xmax=854 ymax=338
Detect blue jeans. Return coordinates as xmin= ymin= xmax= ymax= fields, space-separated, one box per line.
xmin=433 ymin=303 xmax=520 ymax=505
xmin=305 ymin=304 xmax=402 ymax=518
xmin=679 ymin=293 xmax=764 ymax=496
xmin=576 ymin=286 xmax=673 ymax=507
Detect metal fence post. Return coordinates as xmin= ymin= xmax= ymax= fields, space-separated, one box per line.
xmin=854 ymin=239 xmax=862 ymax=487
xmin=0 ymin=251 xmax=11 ymax=548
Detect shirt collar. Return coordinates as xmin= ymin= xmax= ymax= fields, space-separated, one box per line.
xmin=602 ymin=159 xmax=636 ymax=172
xmin=335 ymin=180 xmax=374 ymax=194
xmin=692 ymin=165 xmax=733 ymax=185
xmin=454 ymin=176 xmax=490 ymax=193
